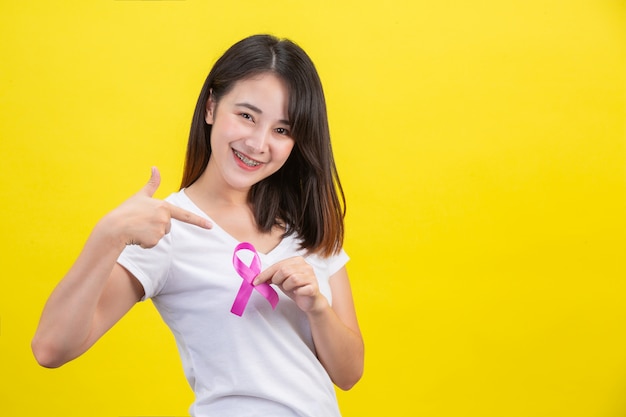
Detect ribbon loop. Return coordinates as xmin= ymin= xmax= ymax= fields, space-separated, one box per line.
xmin=231 ymin=242 xmax=279 ymax=316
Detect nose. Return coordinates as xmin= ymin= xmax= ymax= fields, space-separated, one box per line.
xmin=243 ymin=126 xmax=271 ymax=154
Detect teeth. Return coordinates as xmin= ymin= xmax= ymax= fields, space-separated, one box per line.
xmin=234 ymin=150 xmax=261 ymax=167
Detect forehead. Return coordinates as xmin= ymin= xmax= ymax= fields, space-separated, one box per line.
xmin=225 ymin=73 xmax=289 ymax=105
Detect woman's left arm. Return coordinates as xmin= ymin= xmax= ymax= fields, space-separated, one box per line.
xmin=255 ymin=260 xmax=364 ymax=390
xmin=308 ymin=266 xmax=364 ymax=390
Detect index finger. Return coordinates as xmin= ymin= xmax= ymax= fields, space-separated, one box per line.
xmin=253 ymin=262 xmax=283 ymax=286
xmin=167 ymin=202 xmax=212 ymax=229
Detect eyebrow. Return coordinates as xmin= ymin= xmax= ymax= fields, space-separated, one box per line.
xmin=235 ymin=102 xmax=290 ymax=126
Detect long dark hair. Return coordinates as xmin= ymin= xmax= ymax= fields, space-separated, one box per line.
xmin=181 ymin=34 xmax=345 ymax=257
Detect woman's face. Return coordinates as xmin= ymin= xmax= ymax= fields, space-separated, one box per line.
xmin=205 ymin=72 xmax=295 ymax=192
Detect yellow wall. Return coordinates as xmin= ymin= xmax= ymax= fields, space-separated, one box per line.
xmin=1 ymin=1 xmax=624 ymax=416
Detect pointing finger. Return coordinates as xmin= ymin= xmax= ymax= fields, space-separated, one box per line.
xmin=167 ymin=202 xmax=212 ymax=229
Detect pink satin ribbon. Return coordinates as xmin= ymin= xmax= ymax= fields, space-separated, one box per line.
xmin=231 ymin=242 xmax=279 ymax=316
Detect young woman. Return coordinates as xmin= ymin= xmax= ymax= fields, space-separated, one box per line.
xmin=32 ymin=34 xmax=364 ymax=416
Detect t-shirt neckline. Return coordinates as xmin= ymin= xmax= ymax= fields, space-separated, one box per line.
xmin=178 ymin=189 xmax=291 ymax=259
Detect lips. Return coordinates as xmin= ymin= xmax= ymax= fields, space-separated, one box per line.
xmin=233 ymin=149 xmax=262 ymax=167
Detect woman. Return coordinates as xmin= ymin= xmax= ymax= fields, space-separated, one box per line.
xmin=32 ymin=34 xmax=363 ymax=416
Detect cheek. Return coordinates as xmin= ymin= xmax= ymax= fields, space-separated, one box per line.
xmin=211 ymin=118 xmax=239 ymax=146
xmin=277 ymin=140 xmax=296 ymax=162
xmin=220 ymin=118 xmax=240 ymax=136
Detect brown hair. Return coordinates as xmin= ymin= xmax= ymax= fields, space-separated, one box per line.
xmin=180 ymin=34 xmax=345 ymax=257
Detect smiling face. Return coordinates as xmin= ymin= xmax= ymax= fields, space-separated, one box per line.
xmin=204 ymin=72 xmax=295 ymax=194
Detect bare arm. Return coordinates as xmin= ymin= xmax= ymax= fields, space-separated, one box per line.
xmin=254 ymin=261 xmax=364 ymax=390
xmin=31 ymin=221 xmax=142 ymax=368
xmin=31 ymin=168 xmax=211 ymax=368
xmin=306 ymin=267 xmax=364 ymax=390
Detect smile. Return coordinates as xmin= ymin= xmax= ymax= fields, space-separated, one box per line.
xmin=233 ymin=149 xmax=261 ymax=167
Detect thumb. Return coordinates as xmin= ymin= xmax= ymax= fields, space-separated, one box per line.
xmin=141 ymin=166 xmax=161 ymax=197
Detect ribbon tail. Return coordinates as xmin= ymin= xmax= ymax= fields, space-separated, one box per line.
xmin=231 ymin=281 xmax=254 ymax=316
xmin=255 ymin=283 xmax=279 ymax=310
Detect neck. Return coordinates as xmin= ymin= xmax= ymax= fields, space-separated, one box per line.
xmin=185 ymin=160 xmax=250 ymax=207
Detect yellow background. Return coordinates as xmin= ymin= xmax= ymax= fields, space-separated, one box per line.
xmin=1 ymin=1 xmax=624 ymax=416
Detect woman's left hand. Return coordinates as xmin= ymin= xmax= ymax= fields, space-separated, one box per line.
xmin=254 ymin=257 xmax=327 ymax=313
xmin=257 ymin=260 xmax=364 ymax=389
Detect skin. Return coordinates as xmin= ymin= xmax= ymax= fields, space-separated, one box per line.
xmin=31 ymin=167 xmax=210 ymax=368
xmin=32 ymin=72 xmax=364 ymax=391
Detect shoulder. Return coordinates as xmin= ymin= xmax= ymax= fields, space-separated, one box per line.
xmin=165 ymin=189 xmax=191 ymax=207
xmin=305 ymin=248 xmax=350 ymax=277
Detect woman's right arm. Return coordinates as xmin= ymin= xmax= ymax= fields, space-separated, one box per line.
xmin=31 ymin=168 xmax=211 ymax=368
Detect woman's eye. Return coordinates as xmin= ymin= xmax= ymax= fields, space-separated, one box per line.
xmin=275 ymin=127 xmax=290 ymax=136
xmin=240 ymin=113 xmax=253 ymax=121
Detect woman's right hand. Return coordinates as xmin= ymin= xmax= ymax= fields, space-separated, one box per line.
xmin=31 ymin=167 xmax=211 ymax=368
xmin=104 ymin=167 xmax=212 ymax=249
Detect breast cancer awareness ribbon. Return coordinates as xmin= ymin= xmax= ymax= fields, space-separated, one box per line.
xmin=231 ymin=242 xmax=279 ymax=316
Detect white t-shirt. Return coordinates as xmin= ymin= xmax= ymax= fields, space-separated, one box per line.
xmin=117 ymin=190 xmax=349 ymax=417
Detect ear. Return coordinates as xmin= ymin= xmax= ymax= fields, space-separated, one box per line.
xmin=205 ymin=90 xmax=216 ymax=125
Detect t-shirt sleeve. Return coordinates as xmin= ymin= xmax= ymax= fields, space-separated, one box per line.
xmin=327 ymin=248 xmax=350 ymax=276
xmin=117 ymin=233 xmax=172 ymax=301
